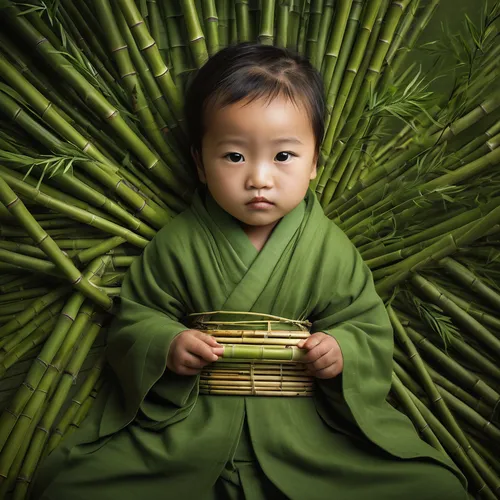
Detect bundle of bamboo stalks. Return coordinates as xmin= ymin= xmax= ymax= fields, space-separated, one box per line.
xmin=192 ymin=311 xmax=316 ymax=396
xmin=0 ymin=0 xmax=499 ymax=498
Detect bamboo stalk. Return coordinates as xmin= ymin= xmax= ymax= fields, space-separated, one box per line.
xmin=208 ymin=329 xmax=310 ymax=338
xmin=320 ymin=0 xmax=352 ymax=102
xmin=376 ymin=203 xmax=500 ymax=297
xmin=18 ymin=314 xmax=105 ymax=494
xmin=439 ymin=257 xmax=500 ymax=311
xmin=94 ymin=0 xmax=185 ymax=172
xmin=118 ymin=0 xmax=185 ymax=122
xmin=296 ymin=0 xmax=310 ymax=54
xmin=388 ymin=306 xmax=499 ymax=497
xmin=3 ymin=4 xmax=189 ymax=213
xmin=395 ymin=346 xmax=499 ymax=422
xmin=0 ymin=262 xmax=108 ymax=489
xmin=45 ymin=359 xmax=105 ymax=455
xmin=406 ymin=389 xmax=496 ymax=500
xmin=203 ymin=362 xmax=306 ymax=371
xmin=275 ymin=0 xmax=291 ymax=49
xmin=199 ymin=380 xmax=314 ymax=388
xmin=324 ymin=0 xmax=379 ymax=143
xmin=397 ymin=309 xmax=500 ymax=383
xmin=214 ymin=344 xmax=308 ymax=361
xmin=199 ymin=388 xmax=314 ymax=396
xmin=0 ymin=302 xmax=63 ymax=359
xmin=258 ymin=0 xmax=276 ymax=45
xmin=391 ymin=368 xmax=445 ymax=452
xmin=316 ymin=0 xmax=411 ymax=194
xmin=0 ymin=167 xmax=148 ymax=250
xmin=410 ymin=273 xmax=500 ymax=358
xmin=325 ymin=91 xmax=500 ymax=220
xmin=200 ymin=373 xmax=311 ymax=381
xmin=430 ymin=281 xmax=500 ymax=334
xmin=0 ymin=257 xmax=108 ymax=453
xmin=0 ymin=317 xmax=59 ymax=377
xmin=0 ymin=175 xmax=112 ymax=310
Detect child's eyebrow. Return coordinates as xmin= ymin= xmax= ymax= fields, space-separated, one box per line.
xmin=216 ymin=137 xmax=304 ymax=147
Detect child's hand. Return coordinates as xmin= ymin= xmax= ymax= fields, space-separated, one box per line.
xmin=167 ymin=329 xmax=225 ymax=376
xmin=296 ymin=332 xmax=343 ymax=379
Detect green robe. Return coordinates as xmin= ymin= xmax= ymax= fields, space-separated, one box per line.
xmin=32 ymin=187 xmax=468 ymax=500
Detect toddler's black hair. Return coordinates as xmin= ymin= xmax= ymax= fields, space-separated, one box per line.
xmin=183 ymin=41 xmax=326 ymax=162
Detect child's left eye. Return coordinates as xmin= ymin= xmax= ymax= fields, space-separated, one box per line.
xmin=276 ymin=152 xmax=296 ymax=162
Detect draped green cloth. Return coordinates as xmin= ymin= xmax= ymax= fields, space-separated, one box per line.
xmin=32 ymin=187 xmax=467 ymax=500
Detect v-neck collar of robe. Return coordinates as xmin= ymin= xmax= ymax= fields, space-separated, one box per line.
xmin=199 ymin=187 xmax=306 ymax=268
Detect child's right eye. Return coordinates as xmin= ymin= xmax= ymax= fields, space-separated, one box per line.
xmin=224 ymin=153 xmax=244 ymax=163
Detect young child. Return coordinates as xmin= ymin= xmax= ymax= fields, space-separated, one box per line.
xmin=32 ymin=42 xmax=468 ymax=500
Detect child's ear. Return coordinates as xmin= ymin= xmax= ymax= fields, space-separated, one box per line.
xmin=191 ymin=146 xmax=206 ymax=184
xmin=309 ymin=151 xmax=318 ymax=180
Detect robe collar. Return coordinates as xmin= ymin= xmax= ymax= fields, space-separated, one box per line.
xmin=195 ymin=185 xmax=309 ymax=267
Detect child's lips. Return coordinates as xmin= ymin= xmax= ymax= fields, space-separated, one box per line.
xmin=246 ymin=201 xmax=274 ymax=210
xmin=246 ymin=196 xmax=274 ymax=209
xmin=247 ymin=196 xmax=273 ymax=204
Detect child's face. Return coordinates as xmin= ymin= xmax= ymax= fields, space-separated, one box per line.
xmin=191 ymin=94 xmax=318 ymax=228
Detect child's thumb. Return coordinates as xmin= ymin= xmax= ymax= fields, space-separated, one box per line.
xmin=297 ymin=339 xmax=306 ymax=349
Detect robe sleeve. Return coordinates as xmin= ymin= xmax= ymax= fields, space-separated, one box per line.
xmin=310 ymin=225 xmax=430 ymax=456
xmin=310 ymin=224 xmax=467 ymax=488
xmin=100 ymin=225 xmax=200 ymax=437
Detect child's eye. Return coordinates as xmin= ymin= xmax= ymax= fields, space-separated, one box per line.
xmin=224 ymin=153 xmax=244 ymax=163
xmin=276 ymin=151 xmax=296 ymax=162
xmin=223 ymin=151 xmax=297 ymax=163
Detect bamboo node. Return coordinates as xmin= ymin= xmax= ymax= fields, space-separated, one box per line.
xmin=35 ymin=356 xmax=48 ymax=369
xmin=130 ymin=20 xmax=145 ymax=29
xmin=106 ymin=109 xmax=119 ymax=121
xmin=155 ymin=68 xmax=170 ymax=79
xmin=6 ymin=196 xmax=20 ymax=209
xmin=35 ymin=423 xmax=49 ymax=434
xmin=72 ymin=275 xmax=83 ymax=286
xmin=148 ymin=158 xmax=160 ymax=171
xmin=37 ymin=233 xmax=49 ymax=246
xmin=135 ymin=198 xmax=147 ymax=215
xmin=35 ymin=37 xmax=48 ymax=47
xmin=4 ymin=407 xmax=19 ymax=418
xmin=41 ymin=102 xmax=52 ymax=119
xmin=112 ymin=44 xmax=128 ymax=53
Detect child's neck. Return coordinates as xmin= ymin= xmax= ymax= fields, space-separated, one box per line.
xmin=239 ymin=219 xmax=281 ymax=252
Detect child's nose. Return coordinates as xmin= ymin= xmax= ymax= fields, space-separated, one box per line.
xmin=247 ymin=164 xmax=273 ymax=189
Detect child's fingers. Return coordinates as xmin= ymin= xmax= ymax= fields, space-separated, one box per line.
xmin=201 ymin=334 xmax=223 ymax=348
xmin=201 ymin=334 xmax=224 ymax=356
xmin=307 ymin=350 xmax=334 ymax=371
xmin=302 ymin=339 xmax=331 ymax=364
xmin=309 ymin=361 xmax=342 ymax=379
xmin=297 ymin=332 xmax=327 ymax=351
xmin=189 ymin=338 xmax=221 ymax=363
xmin=181 ymin=352 xmax=209 ymax=369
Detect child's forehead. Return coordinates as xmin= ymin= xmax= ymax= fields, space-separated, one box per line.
xmin=207 ymin=91 xmax=305 ymax=114
xmin=204 ymin=94 xmax=311 ymax=135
